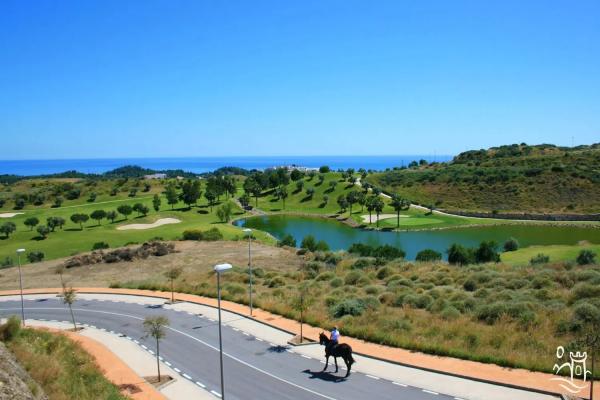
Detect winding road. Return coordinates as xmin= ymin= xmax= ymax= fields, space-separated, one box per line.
xmin=0 ymin=294 xmax=556 ymax=400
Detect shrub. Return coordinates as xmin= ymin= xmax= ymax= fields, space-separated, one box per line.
xmin=203 ymin=228 xmax=223 ymax=241
xmin=415 ymin=249 xmax=442 ymax=262
xmin=277 ymin=234 xmax=297 ymax=247
xmin=463 ymin=278 xmax=477 ymax=292
xmin=331 ymin=298 xmax=366 ymax=318
xmin=503 ymin=238 xmax=519 ymax=252
xmin=572 ymin=302 xmax=600 ymax=324
xmin=404 ymin=294 xmax=433 ymax=309
xmin=266 ymin=276 xmax=286 ymax=288
xmin=182 ymin=230 xmax=204 ymax=240
xmin=447 ymin=244 xmax=473 ymax=265
xmin=476 ymin=302 xmax=509 ymax=324
xmin=530 ymin=253 xmax=550 ymax=265
xmin=26 ymin=251 xmax=45 ymax=263
xmin=571 ymin=283 xmax=600 ymax=303
xmin=316 ymin=272 xmax=334 ymax=281
xmin=92 ymin=241 xmax=109 ymax=250
xmin=376 ymin=266 xmax=394 ymax=279
xmin=364 ymin=285 xmax=381 ymax=295
xmin=315 ymin=240 xmax=330 ymax=252
xmin=348 ymin=243 xmax=404 ymax=260
xmin=330 ymin=277 xmax=343 ymax=288
xmin=301 ymin=235 xmax=317 ymax=252
xmin=0 ymin=315 xmax=21 ymax=341
xmin=0 ymin=257 xmax=13 ymax=269
xmin=474 ymin=241 xmax=500 ymax=263
xmin=352 ymin=258 xmax=372 ymax=270
xmin=441 ymin=306 xmax=461 ymax=320
xmin=314 ymin=251 xmax=341 ymax=265
xmin=576 ymin=250 xmax=597 ymax=265
xmin=344 ymin=271 xmax=364 ymax=285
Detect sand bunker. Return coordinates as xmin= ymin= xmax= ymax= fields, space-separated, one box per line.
xmin=117 ymin=218 xmax=181 ymax=230
xmin=360 ymin=214 xmax=408 ymax=223
xmin=0 ymin=212 xmax=24 ymax=218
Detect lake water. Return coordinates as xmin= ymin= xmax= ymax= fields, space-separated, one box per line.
xmin=0 ymin=155 xmax=451 ymax=176
xmin=234 ymin=215 xmax=600 ymax=260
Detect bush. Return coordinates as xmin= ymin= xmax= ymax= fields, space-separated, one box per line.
xmin=26 ymin=251 xmax=45 ymax=263
xmin=503 ymin=238 xmax=519 ymax=252
xmin=348 ymin=243 xmax=404 ymax=260
xmin=92 ymin=241 xmax=109 ymax=250
xmin=331 ymin=298 xmax=365 ymax=318
xmin=330 ymin=277 xmax=343 ymax=288
xmin=182 ymin=230 xmax=204 ymax=240
xmin=315 ymin=240 xmax=330 ymax=252
xmin=376 ymin=266 xmax=394 ymax=279
xmin=352 ymin=258 xmax=372 ymax=269
xmin=314 ymin=251 xmax=341 ymax=265
xmin=474 ymin=241 xmax=500 ymax=263
xmin=301 ymin=235 xmax=317 ymax=252
xmin=266 ymin=276 xmax=286 ymax=288
xmin=277 ymin=234 xmax=297 ymax=247
xmin=0 ymin=316 xmax=21 ymax=341
xmin=572 ymin=302 xmax=600 ymax=324
xmin=441 ymin=306 xmax=461 ymax=320
xmin=0 ymin=257 xmax=13 ymax=269
xmin=181 ymin=228 xmax=223 ymax=241
xmin=344 ymin=271 xmax=364 ymax=285
xmin=203 ymin=228 xmax=223 ymax=241
xmin=316 ymin=272 xmax=334 ymax=281
xmin=415 ymin=249 xmax=442 ymax=262
xmin=404 ymin=294 xmax=433 ymax=309
xmin=530 ymin=253 xmax=550 ymax=265
xmin=576 ymin=250 xmax=597 ymax=265
xmin=447 ymin=244 xmax=474 ymax=265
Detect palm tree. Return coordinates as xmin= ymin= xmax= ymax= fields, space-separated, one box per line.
xmin=277 ymin=186 xmax=288 ymax=210
xmin=143 ymin=316 xmax=169 ymax=382
xmin=390 ymin=194 xmax=410 ymax=228
xmin=373 ymin=197 xmax=385 ymax=227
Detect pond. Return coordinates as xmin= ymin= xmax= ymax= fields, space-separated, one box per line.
xmin=234 ymin=215 xmax=600 ymax=260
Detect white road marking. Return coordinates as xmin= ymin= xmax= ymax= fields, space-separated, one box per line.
xmin=242 ymin=332 xmax=250 ymax=336
xmin=393 ymin=382 xmax=408 ymax=387
xmin=211 ymin=390 xmax=222 ymax=397
xmin=148 ymin=350 xmax=155 ymax=355
xmin=1 ymin=306 xmax=338 ymax=400
xmin=196 ymin=381 xmax=206 ymax=388
xmin=366 ymin=374 xmax=380 ymax=380
xmin=183 ymin=373 xmax=192 ymax=380
xmin=141 ymin=344 xmax=148 ymax=349
xmin=174 ymin=367 xmax=181 ymax=373
xmin=286 ymin=349 xmax=294 ymax=354
xmin=256 ymin=338 xmax=264 ymax=342
xmin=232 ymin=328 xmax=239 ymax=331
xmin=423 ymin=389 xmax=439 ymax=395
xmin=269 ymin=342 xmax=276 ymax=347
xmin=165 ymin=361 xmax=172 ymax=367
xmin=301 ymin=355 xmax=311 ymax=359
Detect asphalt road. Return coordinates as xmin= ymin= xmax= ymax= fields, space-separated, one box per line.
xmin=0 ymin=297 xmax=459 ymax=400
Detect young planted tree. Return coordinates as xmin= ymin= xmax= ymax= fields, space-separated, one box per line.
xmin=165 ymin=183 xmax=179 ymax=210
xmin=390 ymin=194 xmax=410 ymax=228
xmin=106 ymin=210 xmax=118 ymax=223
xmin=143 ymin=316 xmax=170 ymax=382
xmin=62 ymin=284 xmax=78 ymax=331
xmin=90 ymin=209 xmax=107 ymax=226
xmin=152 ymin=194 xmax=161 ymax=211
xmin=117 ymin=205 xmax=133 ymax=220
xmin=164 ymin=267 xmax=183 ymax=303
xmin=290 ymin=283 xmax=314 ymax=343
xmin=0 ymin=222 xmax=16 ymax=238
xmin=36 ymin=225 xmax=50 ymax=239
xmin=24 ymin=217 xmax=39 ymax=231
xmin=70 ymin=213 xmax=89 ymax=230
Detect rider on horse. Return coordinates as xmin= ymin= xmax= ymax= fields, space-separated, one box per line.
xmin=328 ymin=326 xmax=340 ymax=352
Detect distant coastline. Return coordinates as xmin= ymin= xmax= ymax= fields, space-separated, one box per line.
xmin=0 ymin=155 xmax=452 ymax=176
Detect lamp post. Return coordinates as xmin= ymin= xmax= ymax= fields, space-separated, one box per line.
xmin=16 ymin=248 xmax=26 ymax=325
xmin=243 ymin=228 xmax=253 ymax=316
xmin=214 ymin=263 xmax=232 ymax=400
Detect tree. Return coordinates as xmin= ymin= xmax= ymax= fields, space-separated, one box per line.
xmin=295 ymin=180 xmax=305 ymax=193
xmin=447 ymin=244 xmax=473 ymax=265
xmin=0 ymin=222 xmax=16 ymax=238
xmin=90 ymin=209 xmax=107 ymax=225
xmin=62 ymin=284 xmax=78 ymax=331
xmin=152 ymin=194 xmax=161 ymax=211
xmin=474 ymin=241 xmax=500 ymax=263
xmin=577 ymin=250 xmax=597 ymax=265
xmin=337 ymin=194 xmax=348 ymax=213
xmin=328 ymin=180 xmax=338 ymax=192
xmin=204 ymin=190 xmax=217 ymax=212
xmin=143 ymin=316 xmax=169 ymax=382
xmin=216 ymin=202 xmax=233 ymax=222
xmin=319 ymin=166 xmax=330 ymax=173
xmin=415 ymin=249 xmax=442 ymax=262
xmin=243 ymin=177 xmax=262 ymax=207
xmin=305 ymin=187 xmax=315 ymax=199
xmin=365 ymin=195 xmax=376 ymax=224
xmin=117 ymin=205 xmax=133 ymax=220
xmin=0 ymin=198 xmax=5 ymax=208
xmin=36 ymin=225 xmax=50 ymax=239
xmin=164 ymin=267 xmax=182 ymax=303
xmin=133 ymin=203 xmax=149 ymax=217
xmin=180 ymin=179 xmax=202 ymax=209
xmin=503 ymin=237 xmax=519 ymax=252
xmin=13 ymin=197 xmax=25 ymax=210
xmin=106 ymin=210 xmax=118 ymax=223
xmin=390 ymin=194 xmax=410 ymax=228
xmin=290 ymin=169 xmax=304 ymax=181
xmin=239 ymin=193 xmax=250 ymax=208
xmin=300 ymin=235 xmax=317 ymax=252
xmin=24 ymin=217 xmax=39 ymax=231
xmin=317 ymin=174 xmax=325 ymax=185
xmin=129 ymin=188 xmax=138 ymax=197
xmin=276 ymin=186 xmax=288 ymax=209
xmin=290 ymin=283 xmax=315 ymax=342
xmin=372 ymin=197 xmax=385 ymax=227
xmin=356 ymin=191 xmax=366 ymax=212
xmin=322 ymin=194 xmax=329 ymax=206
xmin=88 ymin=192 xmax=97 ymax=202
xmin=165 ymin=183 xmax=179 ymax=210
xmin=47 ymin=216 xmax=65 ymax=232
xmin=70 ymin=213 xmax=89 ymax=229
xmin=346 ymin=191 xmax=360 ymax=216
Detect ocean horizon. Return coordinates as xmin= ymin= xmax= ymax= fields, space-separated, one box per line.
xmin=0 ymin=155 xmax=452 ymax=176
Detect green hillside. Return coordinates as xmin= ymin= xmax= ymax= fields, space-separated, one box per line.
xmin=366 ymin=143 xmax=600 ymax=214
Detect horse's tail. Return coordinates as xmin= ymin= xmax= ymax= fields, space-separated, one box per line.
xmin=348 ymin=349 xmax=355 ymax=365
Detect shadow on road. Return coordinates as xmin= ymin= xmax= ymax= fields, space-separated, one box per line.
xmin=267 ymin=345 xmax=288 ymax=353
xmin=302 ymin=369 xmax=347 ymax=383
xmin=145 ymin=304 xmax=163 ymax=309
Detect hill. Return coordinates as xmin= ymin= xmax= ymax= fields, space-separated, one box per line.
xmin=365 ymin=143 xmax=600 ymax=214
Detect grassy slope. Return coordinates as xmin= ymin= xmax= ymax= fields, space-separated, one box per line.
xmin=0 ymin=178 xmax=272 ymax=262
xmin=501 ymin=243 xmax=600 ymax=265
xmin=365 ymin=144 xmax=600 ymax=214
xmin=4 ymin=326 xmax=128 ymax=400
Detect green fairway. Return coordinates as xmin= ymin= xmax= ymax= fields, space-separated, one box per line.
xmin=501 ymin=243 xmax=600 ymax=266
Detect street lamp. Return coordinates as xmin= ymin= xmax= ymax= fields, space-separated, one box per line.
xmin=214 ymin=263 xmax=232 ymax=400
xmin=243 ymin=228 xmax=253 ymax=316
xmin=16 ymin=248 xmax=26 ymax=326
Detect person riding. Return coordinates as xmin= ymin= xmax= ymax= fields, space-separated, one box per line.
xmin=328 ymin=326 xmax=340 ymax=352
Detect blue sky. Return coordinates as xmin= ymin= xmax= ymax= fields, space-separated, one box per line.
xmin=1 ymin=1 xmax=599 ymax=159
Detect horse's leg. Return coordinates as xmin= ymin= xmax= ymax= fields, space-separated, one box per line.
xmin=344 ymin=356 xmax=351 ymax=377
xmin=322 ymin=355 xmax=329 ymax=371
xmin=334 ymin=356 xmax=338 ymax=373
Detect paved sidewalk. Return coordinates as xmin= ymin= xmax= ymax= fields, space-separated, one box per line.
xmin=8 ymin=318 xmax=213 ymax=400
xmin=1 ymin=287 xmax=595 ymax=400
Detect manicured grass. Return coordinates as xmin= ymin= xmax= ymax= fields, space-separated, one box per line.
xmin=0 ymin=191 xmax=272 ymax=263
xmin=501 ymin=243 xmax=600 ymax=265
xmin=2 ymin=324 xmax=128 ymax=400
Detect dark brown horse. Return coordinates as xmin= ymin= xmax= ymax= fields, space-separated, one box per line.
xmin=319 ymin=332 xmax=355 ymax=377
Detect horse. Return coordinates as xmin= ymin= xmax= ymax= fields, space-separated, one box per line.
xmin=318 ymin=332 xmax=355 ymax=377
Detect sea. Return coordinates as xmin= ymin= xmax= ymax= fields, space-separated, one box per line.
xmin=0 ymin=155 xmax=452 ymax=176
